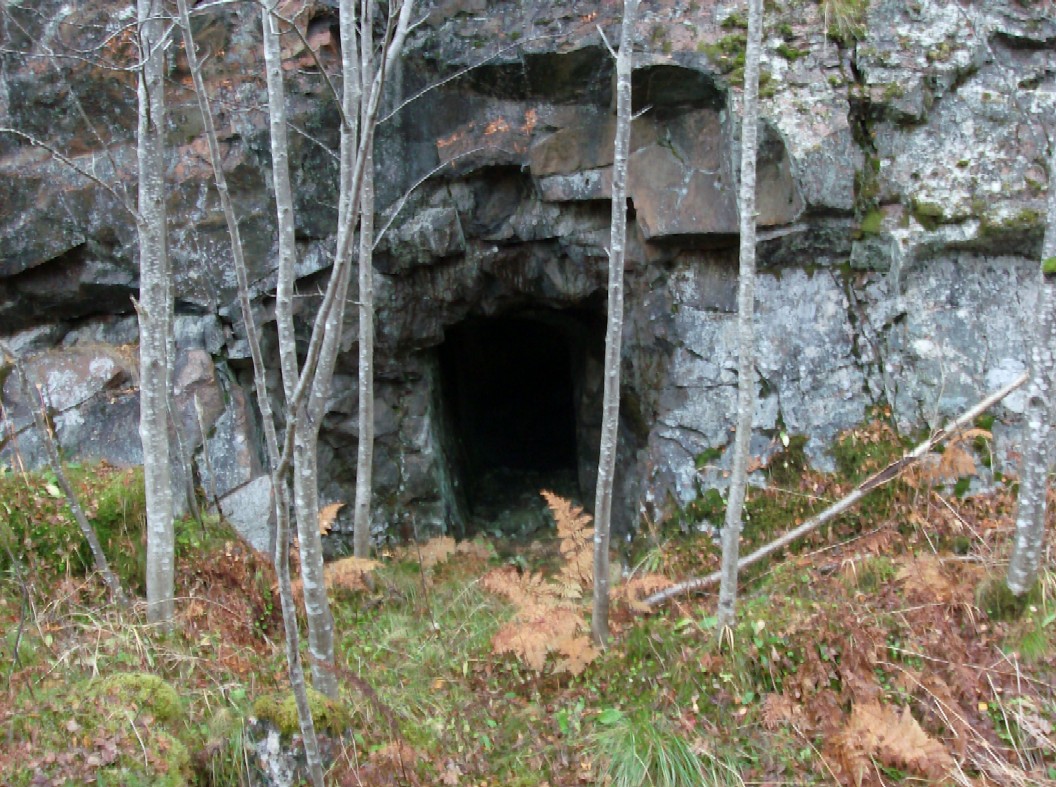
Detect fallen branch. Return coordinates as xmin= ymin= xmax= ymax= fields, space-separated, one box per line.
xmin=643 ymin=370 xmax=1030 ymax=607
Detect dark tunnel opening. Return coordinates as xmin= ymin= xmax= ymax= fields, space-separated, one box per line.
xmin=438 ymin=312 xmax=597 ymax=533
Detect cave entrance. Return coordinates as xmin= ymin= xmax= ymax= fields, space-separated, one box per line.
xmin=438 ymin=311 xmax=600 ymax=535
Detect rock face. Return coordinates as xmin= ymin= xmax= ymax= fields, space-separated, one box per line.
xmin=0 ymin=0 xmax=1052 ymax=546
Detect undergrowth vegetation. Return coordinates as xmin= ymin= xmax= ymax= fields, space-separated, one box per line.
xmin=1 ymin=416 xmax=1055 ymax=785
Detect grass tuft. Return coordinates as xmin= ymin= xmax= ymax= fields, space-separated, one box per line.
xmin=591 ymin=709 xmax=738 ymax=787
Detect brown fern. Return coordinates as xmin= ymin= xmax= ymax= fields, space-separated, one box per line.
xmin=831 ymin=701 xmax=955 ymax=786
xmin=326 ymin=556 xmax=380 ymax=593
xmin=416 ymin=536 xmax=457 ymax=570
xmin=491 ymin=607 xmax=584 ymax=672
xmin=317 ymin=501 xmax=344 ymax=535
xmin=480 ymin=491 xmax=601 ymax=676
xmin=541 ymin=490 xmax=593 ymax=596
xmin=612 ymin=573 xmax=675 ymax=613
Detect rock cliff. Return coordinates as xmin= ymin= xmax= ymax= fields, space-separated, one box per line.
xmin=1 ymin=0 xmax=1051 ymax=546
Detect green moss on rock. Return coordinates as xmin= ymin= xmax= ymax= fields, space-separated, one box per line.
xmin=776 ymin=42 xmax=807 ymax=61
xmin=858 ymin=209 xmax=884 ymax=236
xmin=253 ymin=688 xmax=351 ymax=738
xmin=910 ymin=198 xmax=947 ymax=230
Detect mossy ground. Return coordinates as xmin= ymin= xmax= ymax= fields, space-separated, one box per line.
xmin=1 ymin=442 xmax=1054 ymax=785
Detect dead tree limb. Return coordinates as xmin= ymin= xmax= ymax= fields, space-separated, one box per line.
xmin=643 ymin=370 xmax=1030 ymax=608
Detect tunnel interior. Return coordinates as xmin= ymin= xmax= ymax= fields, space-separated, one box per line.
xmin=438 ymin=311 xmax=599 ymax=533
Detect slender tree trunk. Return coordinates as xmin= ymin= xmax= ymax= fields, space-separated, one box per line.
xmin=261 ymin=0 xmax=336 ymax=695
xmin=351 ymin=154 xmax=375 ymax=557
xmin=174 ymin=4 xmax=325 ymax=781
xmin=273 ymin=474 xmax=325 ymax=786
xmin=1007 ymin=138 xmax=1056 ymax=595
xmin=353 ymin=0 xmax=376 ymax=558
xmin=716 ymin=0 xmax=764 ymax=634
xmin=592 ymin=0 xmax=637 ymax=648
xmin=262 ymin=1 xmax=301 ymax=406
xmin=137 ymin=0 xmax=175 ymax=628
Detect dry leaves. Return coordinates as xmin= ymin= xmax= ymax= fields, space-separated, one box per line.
xmin=911 ymin=429 xmax=990 ymax=486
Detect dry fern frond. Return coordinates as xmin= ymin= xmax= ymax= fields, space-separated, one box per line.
xmin=482 ymin=566 xmax=562 ymax=611
xmin=416 ymin=536 xmax=457 ymax=570
xmin=761 ymin=691 xmax=804 ymax=731
xmin=936 ymin=442 xmax=976 ymax=482
xmin=612 ymin=574 xmax=675 ymax=613
xmin=317 ymin=501 xmax=344 ymax=535
xmin=554 ymin=634 xmax=599 ymax=676
xmin=896 ymin=555 xmax=958 ymax=603
xmin=455 ymin=539 xmax=495 ymax=561
xmin=491 ymin=607 xmax=585 ymax=672
xmin=542 ymin=490 xmax=594 ymax=593
xmin=833 ymin=701 xmax=955 ymax=786
xmin=325 ymin=555 xmax=380 ymax=593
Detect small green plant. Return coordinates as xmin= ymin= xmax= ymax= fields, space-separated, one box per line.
xmin=99 ymin=672 xmax=183 ymax=722
xmin=847 ymin=556 xmax=897 ymax=593
xmin=720 ymin=11 xmax=748 ymax=30
xmin=591 ymin=708 xmax=722 ymax=787
xmin=821 ymin=0 xmax=868 ymax=45
xmin=0 ymin=464 xmax=147 ymax=587
xmin=775 ymin=43 xmax=807 ymax=61
xmin=701 ymin=33 xmax=747 ymax=76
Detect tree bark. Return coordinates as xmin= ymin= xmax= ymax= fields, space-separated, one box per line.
xmin=352 ymin=141 xmax=376 ymax=557
xmin=261 ymin=0 xmax=337 ymax=696
xmin=1007 ymin=138 xmax=1056 ymax=595
xmin=716 ymin=0 xmax=764 ymax=634
xmin=174 ymin=3 xmax=325 ymax=780
xmin=592 ymin=0 xmax=637 ymax=648
xmin=352 ymin=0 xmax=376 ymax=557
xmin=137 ymin=0 xmax=174 ymax=628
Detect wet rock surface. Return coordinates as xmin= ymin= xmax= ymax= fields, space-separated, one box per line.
xmin=1 ymin=0 xmax=1052 ymax=545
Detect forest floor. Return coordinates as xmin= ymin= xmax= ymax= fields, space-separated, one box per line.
xmin=1 ymin=415 xmax=1055 ymax=786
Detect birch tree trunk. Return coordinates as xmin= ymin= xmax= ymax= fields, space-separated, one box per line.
xmin=716 ymin=0 xmax=764 ymax=633
xmin=137 ymin=0 xmax=175 ymax=628
xmin=352 ymin=0 xmax=377 ymax=558
xmin=1007 ymin=137 xmax=1056 ymax=595
xmin=262 ymin=1 xmax=301 ymax=406
xmin=174 ymin=3 xmax=325 ymax=780
xmin=592 ymin=0 xmax=637 ymax=647
xmin=261 ymin=0 xmax=337 ymax=696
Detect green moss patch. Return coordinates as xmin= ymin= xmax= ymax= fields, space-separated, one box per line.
xmin=252 ymin=688 xmax=352 ymax=738
xmin=99 ymin=673 xmax=183 ymax=723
